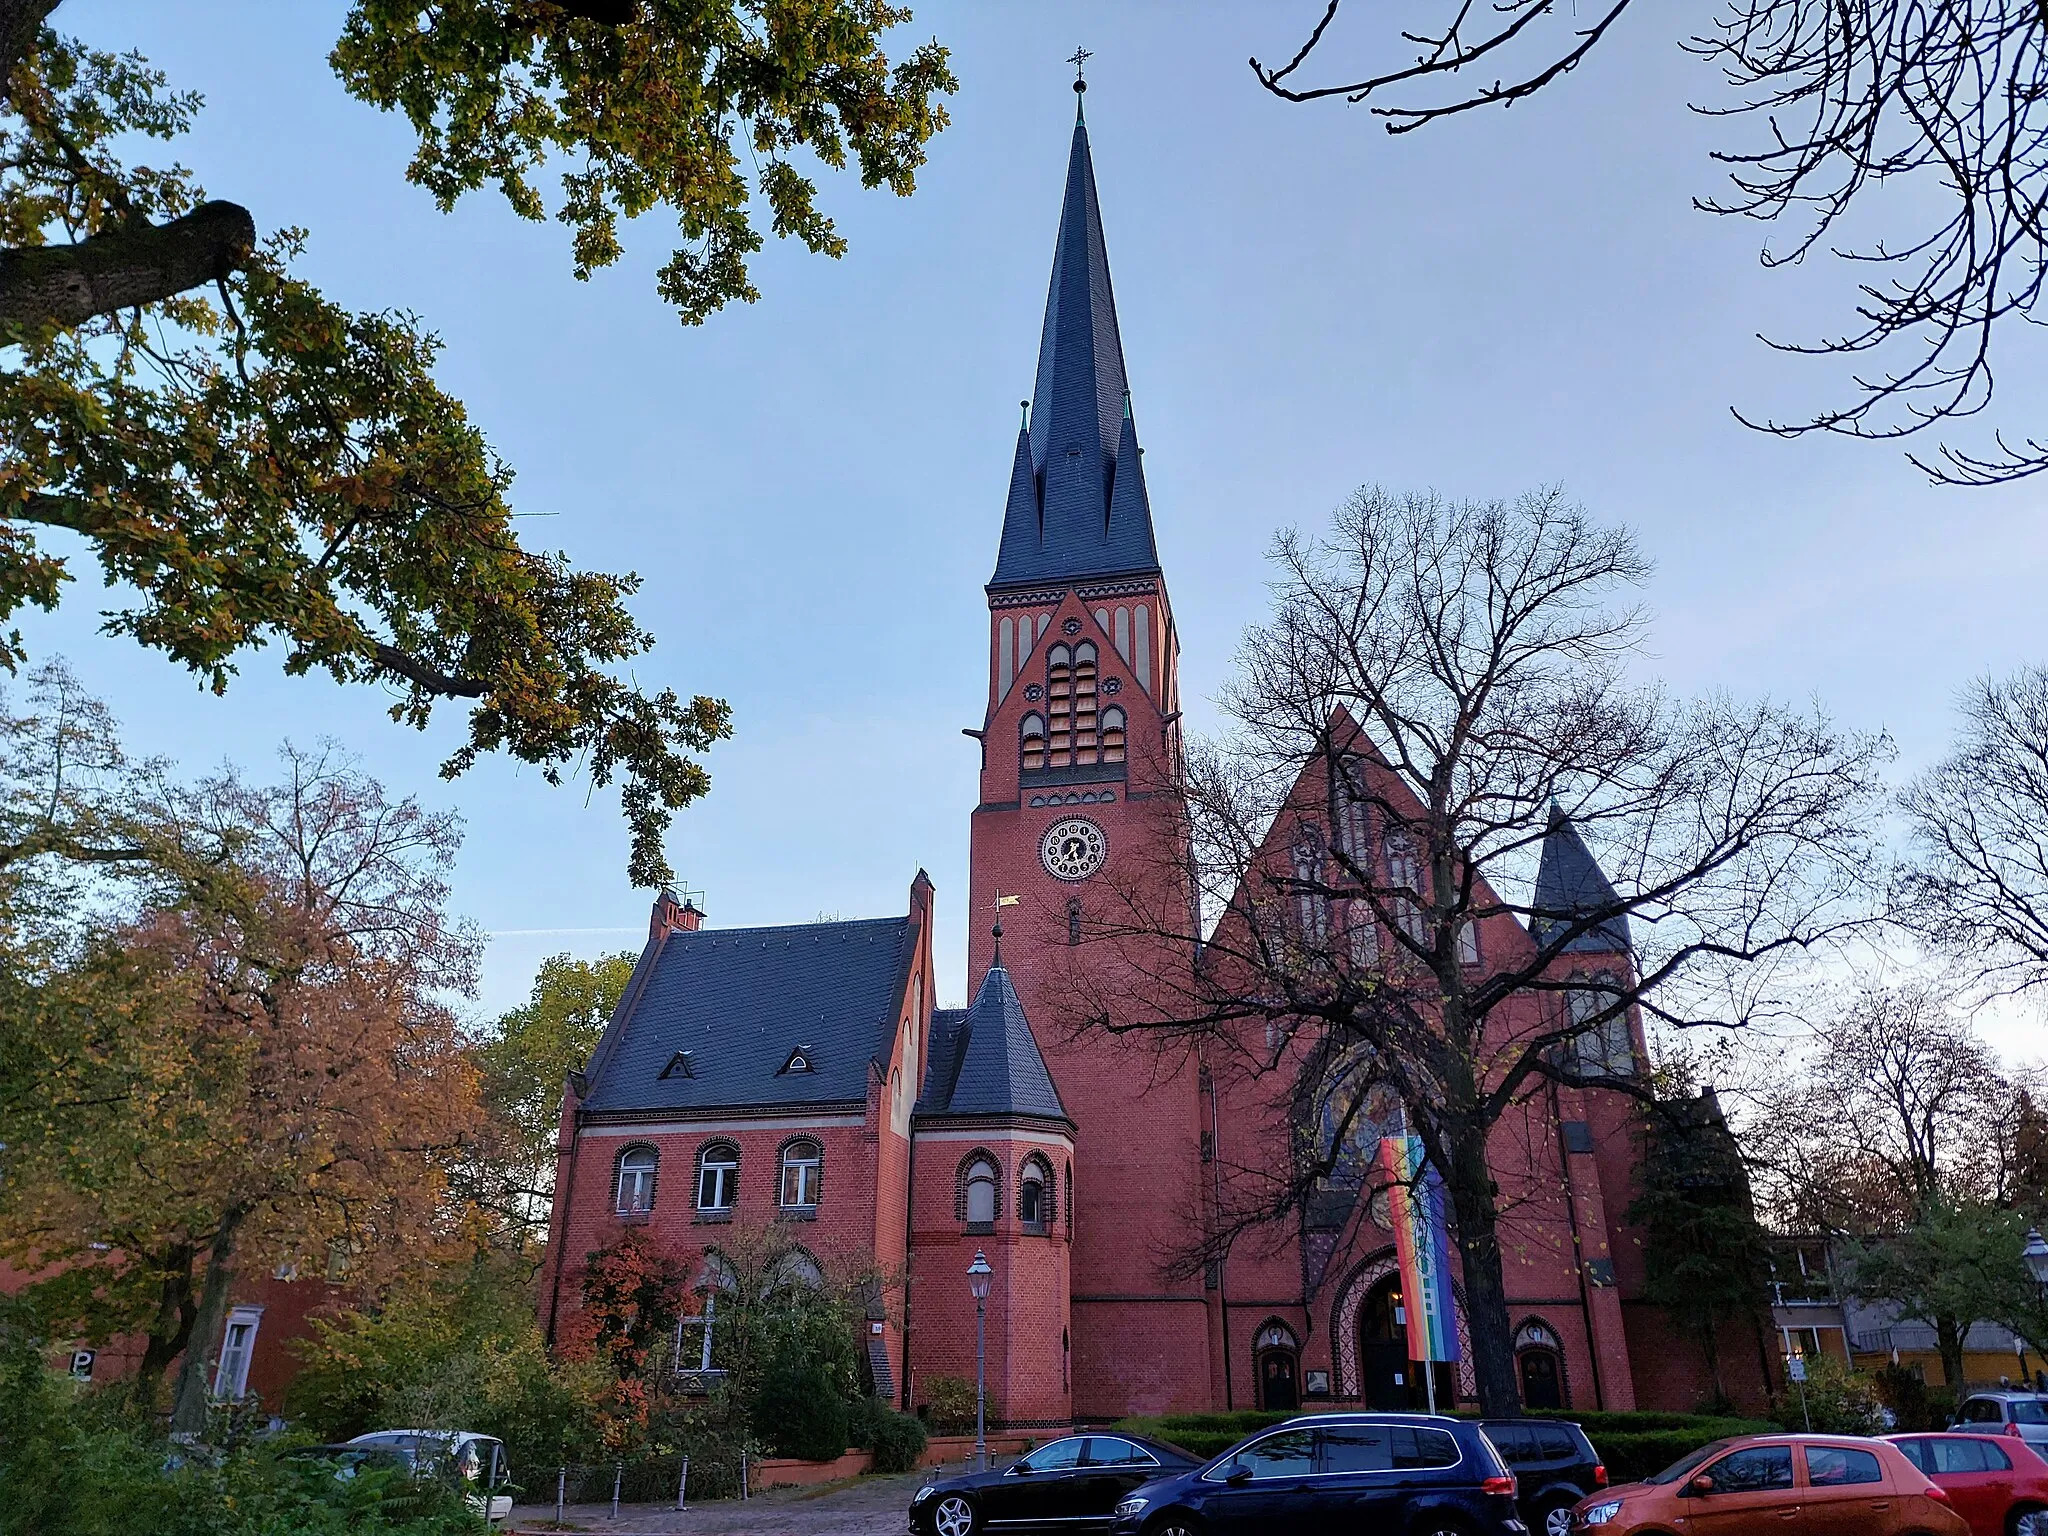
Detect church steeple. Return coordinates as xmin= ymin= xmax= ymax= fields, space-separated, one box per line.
xmin=991 ymin=111 xmax=1160 ymax=589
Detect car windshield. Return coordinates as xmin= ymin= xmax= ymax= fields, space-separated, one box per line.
xmin=1646 ymin=1442 xmax=1730 ymax=1485
xmin=2013 ymin=1401 xmax=2048 ymax=1424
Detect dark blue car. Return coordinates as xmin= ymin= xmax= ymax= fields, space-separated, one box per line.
xmin=1108 ymin=1413 xmax=1528 ymax=1536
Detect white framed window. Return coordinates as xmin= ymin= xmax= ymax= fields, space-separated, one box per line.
xmin=1457 ymin=920 xmax=1481 ymax=966
xmin=212 ymin=1306 xmax=262 ymax=1400
xmin=1567 ymin=979 xmax=1636 ymax=1077
xmin=779 ymin=1139 xmax=821 ymax=1208
xmin=615 ymin=1145 xmax=658 ymax=1215
xmin=696 ymin=1143 xmax=739 ymax=1211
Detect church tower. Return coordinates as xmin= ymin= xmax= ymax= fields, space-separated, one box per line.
xmin=965 ymin=90 xmax=1214 ymax=1417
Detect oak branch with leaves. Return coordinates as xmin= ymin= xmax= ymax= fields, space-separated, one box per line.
xmin=0 ymin=1 xmax=954 ymax=884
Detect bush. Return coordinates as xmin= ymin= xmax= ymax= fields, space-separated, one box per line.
xmin=1770 ymin=1355 xmax=1886 ymax=1435
xmin=0 ymin=1329 xmax=484 ymax=1536
xmin=868 ymin=1407 xmax=929 ymax=1473
xmin=753 ymin=1358 xmax=848 ymax=1461
xmin=921 ymin=1374 xmax=992 ymax=1438
xmin=1871 ymin=1364 xmax=1948 ymax=1432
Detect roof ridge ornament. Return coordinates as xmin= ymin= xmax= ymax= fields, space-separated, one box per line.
xmin=1068 ymin=46 xmax=1091 ymax=118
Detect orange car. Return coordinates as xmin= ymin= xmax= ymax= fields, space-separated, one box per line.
xmin=1570 ymin=1433 xmax=1967 ymax=1536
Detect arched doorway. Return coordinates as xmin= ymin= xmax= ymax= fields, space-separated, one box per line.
xmin=1516 ymin=1320 xmax=1567 ymax=1410
xmin=1254 ymin=1322 xmax=1300 ymax=1410
xmin=1357 ymin=1275 xmax=1457 ymax=1409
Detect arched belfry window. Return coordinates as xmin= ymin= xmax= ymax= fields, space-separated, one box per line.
xmin=615 ymin=1145 xmax=658 ymax=1216
xmin=1073 ymin=643 xmax=1099 ymax=764
xmin=1047 ymin=645 xmax=1074 ymax=767
xmin=1021 ymin=712 xmax=1047 ymax=773
xmin=1101 ymin=706 xmax=1126 ymax=764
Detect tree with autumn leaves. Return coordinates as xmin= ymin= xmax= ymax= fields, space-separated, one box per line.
xmin=0 ymin=664 xmax=489 ymax=1431
xmin=0 ymin=2 xmax=955 ymax=885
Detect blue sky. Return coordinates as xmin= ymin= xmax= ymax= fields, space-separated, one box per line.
xmin=39 ymin=2 xmax=2048 ymax=1020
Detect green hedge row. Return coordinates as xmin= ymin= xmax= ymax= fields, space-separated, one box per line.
xmin=1113 ymin=1410 xmax=1776 ymax=1484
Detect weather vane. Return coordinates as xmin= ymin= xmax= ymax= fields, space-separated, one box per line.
xmin=1068 ymin=46 xmax=1091 ymax=93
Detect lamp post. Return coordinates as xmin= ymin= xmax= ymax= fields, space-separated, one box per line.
xmin=967 ymin=1250 xmax=993 ymax=1470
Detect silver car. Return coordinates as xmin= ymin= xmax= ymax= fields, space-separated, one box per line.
xmin=1951 ymin=1393 xmax=2048 ymax=1453
xmin=344 ymin=1430 xmax=514 ymax=1523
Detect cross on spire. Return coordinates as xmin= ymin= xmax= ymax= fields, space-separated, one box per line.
xmin=1068 ymin=46 xmax=1092 ymax=85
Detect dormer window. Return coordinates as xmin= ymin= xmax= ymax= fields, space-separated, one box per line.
xmin=779 ymin=1045 xmax=815 ymax=1075
xmin=659 ymin=1050 xmax=695 ymax=1080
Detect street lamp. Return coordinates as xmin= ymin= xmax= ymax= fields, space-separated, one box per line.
xmin=967 ymin=1250 xmax=993 ymax=1470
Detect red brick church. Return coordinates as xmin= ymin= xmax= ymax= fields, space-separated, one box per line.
xmin=540 ymin=100 xmax=1765 ymax=1427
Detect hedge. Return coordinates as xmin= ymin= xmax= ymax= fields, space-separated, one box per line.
xmin=1113 ymin=1409 xmax=1776 ymax=1484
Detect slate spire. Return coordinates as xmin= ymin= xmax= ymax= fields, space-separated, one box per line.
xmin=990 ymin=110 xmax=1161 ymax=588
xmin=1532 ymin=804 xmax=1632 ymax=955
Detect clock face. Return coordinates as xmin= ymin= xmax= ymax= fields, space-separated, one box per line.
xmin=1039 ymin=817 xmax=1108 ymax=882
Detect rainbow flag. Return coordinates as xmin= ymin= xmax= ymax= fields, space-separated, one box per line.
xmin=1378 ymin=1134 xmax=1460 ymax=1363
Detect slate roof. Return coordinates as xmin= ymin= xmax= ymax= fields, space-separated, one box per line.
xmin=1531 ymin=805 xmax=1632 ymax=954
xmin=916 ymin=964 xmax=1068 ymax=1121
xmin=581 ymin=916 xmax=915 ymax=1115
xmin=991 ymin=110 xmax=1161 ymax=590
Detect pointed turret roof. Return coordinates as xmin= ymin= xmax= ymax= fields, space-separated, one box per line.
xmin=915 ymin=963 xmax=1068 ymax=1121
xmin=1532 ymin=805 xmax=1632 ymax=955
xmin=991 ymin=109 xmax=1161 ymax=589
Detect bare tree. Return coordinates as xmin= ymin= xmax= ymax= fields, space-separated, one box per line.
xmin=1902 ymin=668 xmax=2048 ymax=997
xmin=1252 ymin=1 xmax=2048 ymax=483
xmin=1060 ymin=485 xmax=1888 ymax=1415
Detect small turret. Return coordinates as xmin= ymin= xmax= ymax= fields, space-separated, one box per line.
xmin=1532 ymin=805 xmax=1631 ymax=954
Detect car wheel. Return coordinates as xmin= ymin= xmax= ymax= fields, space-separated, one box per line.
xmin=1538 ymin=1500 xmax=1577 ymax=1536
xmin=932 ymin=1493 xmax=979 ymax=1536
xmin=1146 ymin=1520 xmax=1202 ymax=1536
xmin=2012 ymin=1508 xmax=2048 ymax=1536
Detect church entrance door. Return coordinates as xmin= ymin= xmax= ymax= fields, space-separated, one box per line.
xmin=1258 ymin=1349 xmax=1299 ymax=1410
xmin=1520 ymin=1347 xmax=1563 ymax=1409
xmin=1357 ymin=1275 xmax=1457 ymax=1409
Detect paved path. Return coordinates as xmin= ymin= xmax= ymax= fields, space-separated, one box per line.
xmin=507 ymin=1468 xmax=933 ymax=1535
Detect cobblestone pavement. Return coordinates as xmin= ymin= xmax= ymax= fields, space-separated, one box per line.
xmin=506 ymin=1466 xmax=940 ymax=1535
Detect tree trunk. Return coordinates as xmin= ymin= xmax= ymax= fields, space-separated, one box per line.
xmin=1936 ymin=1314 xmax=1969 ymax=1396
xmin=1700 ymin=1306 xmax=1727 ymax=1404
xmin=1442 ymin=1117 xmax=1522 ymax=1414
xmin=133 ymin=1241 xmax=198 ymax=1405
xmin=169 ymin=1210 xmax=245 ymax=1438
xmin=0 ymin=1 xmax=61 ymax=106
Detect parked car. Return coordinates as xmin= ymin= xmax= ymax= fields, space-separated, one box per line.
xmin=1568 ymin=1433 xmax=1964 ymax=1536
xmin=1954 ymin=1394 xmax=2048 ymax=1455
xmin=909 ymin=1433 xmax=1200 ymax=1535
xmin=1108 ymin=1413 xmax=1525 ymax=1536
xmin=343 ymin=1430 xmax=514 ymax=1523
xmin=1482 ymin=1419 xmax=1606 ymax=1536
xmin=1889 ymin=1432 xmax=2048 ymax=1536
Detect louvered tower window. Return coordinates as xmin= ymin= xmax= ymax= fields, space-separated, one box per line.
xmin=1021 ymin=712 xmax=1047 ymax=772
xmin=1073 ymin=643 xmax=1099 ymax=764
xmin=1101 ymin=706 xmax=1126 ymax=764
xmin=1047 ymin=645 xmax=1073 ymax=767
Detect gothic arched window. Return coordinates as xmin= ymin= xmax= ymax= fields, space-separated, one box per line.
xmin=1292 ymin=823 xmax=1330 ymax=943
xmin=1385 ymin=831 xmax=1427 ymax=943
xmin=963 ymin=1155 xmax=999 ymax=1227
xmin=1021 ymin=712 xmax=1047 ymax=773
xmin=1047 ymin=645 xmax=1074 ymax=767
xmin=1019 ymin=1155 xmax=1053 ymax=1231
xmin=615 ymin=1145 xmax=658 ymax=1216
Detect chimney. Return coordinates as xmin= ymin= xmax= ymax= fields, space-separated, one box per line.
xmin=650 ymin=887 xmax=705 ymax=940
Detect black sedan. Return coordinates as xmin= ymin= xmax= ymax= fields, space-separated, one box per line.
xmin=909 ymin=1434 xmax=1201 ymax=1536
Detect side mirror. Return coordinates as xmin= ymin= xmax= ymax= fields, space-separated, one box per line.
xmin=1010 ymin=1463 xmax=1033 ymax=1475
xmin=1686 ymin=1475 xmax=1715 ymax=1497
xmin=1225 ymin=1465 xmax=1253 ymax=1485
